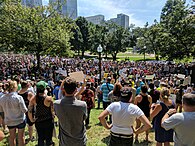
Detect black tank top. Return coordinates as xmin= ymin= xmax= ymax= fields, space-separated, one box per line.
xmin=35 ymin=95 xmax=52 ymax=123
xmin=18 ymin=92 xmax=29 ymax=108
xmin=137 ymin=94 xmax=150 ymax=117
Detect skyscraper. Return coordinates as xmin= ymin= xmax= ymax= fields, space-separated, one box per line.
xmin=50 ymin=0 xmax=77 ymax=20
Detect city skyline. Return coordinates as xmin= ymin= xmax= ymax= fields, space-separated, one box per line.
xmin=43 ymin=0 xmax=194 ymax=27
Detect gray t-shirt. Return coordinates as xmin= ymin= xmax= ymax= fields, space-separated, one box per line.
xmin=162 ymin=112 xmax=195 ymax=146
xmin=54 ymin=97 xmax=87 ymax=146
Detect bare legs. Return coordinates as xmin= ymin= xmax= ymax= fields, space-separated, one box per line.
xmin=9 ymin=128 xmax=25 ymax=146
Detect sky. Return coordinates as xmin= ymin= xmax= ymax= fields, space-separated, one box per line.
xmin=43 ymin=0 xmax=194 ymax=27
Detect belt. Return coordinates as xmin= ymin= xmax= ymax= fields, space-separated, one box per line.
xmin=110 ymin=132 xmax=133 ymax=139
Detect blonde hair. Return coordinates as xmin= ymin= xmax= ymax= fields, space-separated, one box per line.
xmin=161 ymin=87 xmax=170 ymax=99
xmin=7 ymin=80 xmax=18 ymax=92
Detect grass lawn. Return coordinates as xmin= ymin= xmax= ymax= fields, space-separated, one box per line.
xmin=0 ymin=101 xmax=174 ymax=146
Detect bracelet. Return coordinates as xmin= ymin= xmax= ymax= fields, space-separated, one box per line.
xmin=167 ymin=112 xmax=171 ymax=116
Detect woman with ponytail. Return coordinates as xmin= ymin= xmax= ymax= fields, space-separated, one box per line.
xmin=0 ymin=80 xmax=27 ymax=146
xmin=150 ymin=87 xmax=175 ymax=146
xmin=28 ymin=81 xmax=54 ymax=146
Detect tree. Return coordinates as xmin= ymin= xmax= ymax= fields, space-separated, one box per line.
xmin=159 ymin=0 xmax=194 ymax=60
xmin=0 ymin=2 xmax=73 ymax=71
xmin=75 ymin=17 xmax=90 ymax=58
xmin=106 ymin=23 xmax=130 ymax=61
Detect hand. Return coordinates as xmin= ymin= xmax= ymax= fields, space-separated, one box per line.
xmin=167 ymin=109 xmax=177 ymax=116
xmin=107 ymin=124 xmax=113 ymax=129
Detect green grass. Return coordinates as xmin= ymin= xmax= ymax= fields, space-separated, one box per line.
xmin=0 ymin=101 xmax=174 ymax=146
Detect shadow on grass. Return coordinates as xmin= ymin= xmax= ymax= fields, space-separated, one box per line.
xmin=101 ymin=135 xmax=110 ymax=146
xmin=95 ymin=122 xmax=102 ymax=126
xmin=134 ymin=140 xmax=153 ymax=146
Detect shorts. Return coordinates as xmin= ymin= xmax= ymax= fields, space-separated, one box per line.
xmin=0 ymin=112 xmax=4 ymax=119
xmin=7 ymin=120 xmax=26 ymax=129
xmin=26 ymin=113 xmax=34 ymax=126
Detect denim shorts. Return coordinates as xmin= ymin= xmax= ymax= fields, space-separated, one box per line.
xmin=7 ymin=120 xmax=26 ymax=129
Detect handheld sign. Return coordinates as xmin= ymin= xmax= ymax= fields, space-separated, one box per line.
xmin=69 ymin=71 xmax=84 ymax=83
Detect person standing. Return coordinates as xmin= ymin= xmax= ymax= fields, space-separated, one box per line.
xmin=134 ymin=85 xmax=152 ymax=142
xmin=162 ymin=93 xmax=195 ymax=146
xmin=28 ymin=81 xmax=54 ymax=146
xmin=81 ymin=82 xmax=95 ymax=127
xmin=0 ymin=80 xmax=27 ymax=146
xmin=100 ymin=77 xmax=114 ymax=123
xmin=18 ymin=80 xmax=35 ymax=142
xmin=54 ymin=77 xmax=87 ymax=146
xmin=150 ymin=87 xmax=175 ymax=146
xmin=98 ymin=87 xmax=152 ymax=146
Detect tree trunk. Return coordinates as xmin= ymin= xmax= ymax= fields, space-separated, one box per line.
xmin=82 ymin=50 xmax=85 ymax=59
xmin=112 ymin=53 xmax=117 ymax=61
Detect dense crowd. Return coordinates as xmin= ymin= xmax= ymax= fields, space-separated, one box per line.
xmin=0 ymin=54 xmax=195 ymax=146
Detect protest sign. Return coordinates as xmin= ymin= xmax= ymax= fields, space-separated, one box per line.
xmin=145 ymin=75 xmax=154 ymax=80
xmin=69 ymin=71 xmax=84 ymax=82
xmin=177 ymin=74 xmax=185 ymax=79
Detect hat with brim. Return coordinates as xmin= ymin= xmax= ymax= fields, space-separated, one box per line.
xmin=36 ymin=81 xmax=48 ymax=90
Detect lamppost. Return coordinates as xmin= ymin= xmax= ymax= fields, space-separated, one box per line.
xmin=97 ymin=44 xmax=103 ymax=83
xmin=143 ymin=46 xmax=146 ymax=61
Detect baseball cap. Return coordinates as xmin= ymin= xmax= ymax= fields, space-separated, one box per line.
xmin=36 ymin=81 xmax=48 ymax=90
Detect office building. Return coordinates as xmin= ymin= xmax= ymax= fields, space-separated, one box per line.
xmin=50 ymin=0 xmax=77 ymax=20
xmin=85 ymin=15 xmax=105 ymax=25
xmin=22 ymin=0 xmax=42 ymax=7
xmin=108 ymin=13 xmax=129 ymax=29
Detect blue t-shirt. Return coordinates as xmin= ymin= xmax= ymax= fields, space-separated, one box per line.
xmin=100 ymin=83 xmax=114 ymax=102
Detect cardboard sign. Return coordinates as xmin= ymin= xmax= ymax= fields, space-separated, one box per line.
xmin=177 ymin=74 xmax=185 ymax=79
xmin=145 ymin=75 xmax=154 ymax=80
xmin=69 ymin=71 xmax=84 ymax=82
xmin=183 ymin=76 xmax=191 ymax=85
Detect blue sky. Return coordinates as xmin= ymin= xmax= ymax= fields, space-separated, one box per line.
xmin=43 ymin=0 xmax=194 ymax=27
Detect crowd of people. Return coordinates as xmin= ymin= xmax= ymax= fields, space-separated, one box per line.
xmin=0 ymin=54 xmax=195 ymax=146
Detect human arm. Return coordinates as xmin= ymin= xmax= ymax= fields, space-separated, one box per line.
xmin=19 ymin=96 xmax=28 ymax=113
xmin=161 ymin=108 xmax=177 ymax=129
xmin=134 ymin=115 xmax=152 ymax=135
xmin=134 ymin=95 xmax=142 ymax=105
xmin=75 ymin=79 xmax=86 ymax=99
xmin=98 ymin=110 xmax=112 ymax=130
xmin=150 ymin=103 xmax=162 ymax=120
xmin=0 ymin=130 xmax=4 ymax=141
xmin=28 ymin=96 xmax=36 ymax=123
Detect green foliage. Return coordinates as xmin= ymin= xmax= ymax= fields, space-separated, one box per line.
xmin=75 ymin=16 xmax=90 ymax=58
xmin=106 ymin=23 xmax=131 ymax=60
xmin=159 ymin=0 xmax=195 ymax=60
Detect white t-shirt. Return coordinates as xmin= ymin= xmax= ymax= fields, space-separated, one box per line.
xmin=106 ymin=102 xmax=144 ymax=135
